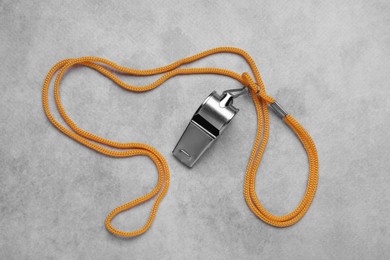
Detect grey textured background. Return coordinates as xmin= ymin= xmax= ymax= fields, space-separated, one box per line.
xmin=1 ymin=0 xmax=390 ymax=259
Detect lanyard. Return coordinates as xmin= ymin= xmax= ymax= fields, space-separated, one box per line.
xmin=42 ymin=47 xmax=318 ymax=238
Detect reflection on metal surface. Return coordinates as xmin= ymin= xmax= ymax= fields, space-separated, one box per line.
xmin=172 ymin=91 xmax=239 ymax=168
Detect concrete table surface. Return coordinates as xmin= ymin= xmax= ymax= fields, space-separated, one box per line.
xmin=1 ymin=0 xmax=389 ymax=259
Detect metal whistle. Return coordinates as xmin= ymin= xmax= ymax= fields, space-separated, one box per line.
xmin=173 ymin=88 xmax=245 ymax=167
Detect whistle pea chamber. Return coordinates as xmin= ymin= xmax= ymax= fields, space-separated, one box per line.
xmin=172 ymin=91 xmax=239 ymax=168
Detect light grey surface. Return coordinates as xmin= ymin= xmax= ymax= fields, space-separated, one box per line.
xmin=1 ymin=0 xmax=390 ymax=259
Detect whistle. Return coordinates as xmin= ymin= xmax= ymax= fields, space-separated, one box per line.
xmin=172 ymin=91 xmax=239 ymax=167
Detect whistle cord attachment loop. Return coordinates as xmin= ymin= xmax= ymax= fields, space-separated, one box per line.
xmin=42 ymin=47 xmax=319 ymax=238
xmin=222 ymin=86 xmax=248 ymax=99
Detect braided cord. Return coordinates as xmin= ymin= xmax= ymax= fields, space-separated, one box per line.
xmin=42 ymin=47 xmax=318 ymax=237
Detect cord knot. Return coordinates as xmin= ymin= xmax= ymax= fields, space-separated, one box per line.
xmin=241 ymin=72 xmax=275 ymax=103
xmin=241 ymin=72 xmax=258 ymax=93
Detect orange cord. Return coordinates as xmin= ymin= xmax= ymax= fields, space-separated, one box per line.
xmin=42 ymin=47 xmax=318 ymax=237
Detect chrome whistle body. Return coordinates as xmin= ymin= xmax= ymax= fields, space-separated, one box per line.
xmin=172 ymin=91 xmax=239 ymax=167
